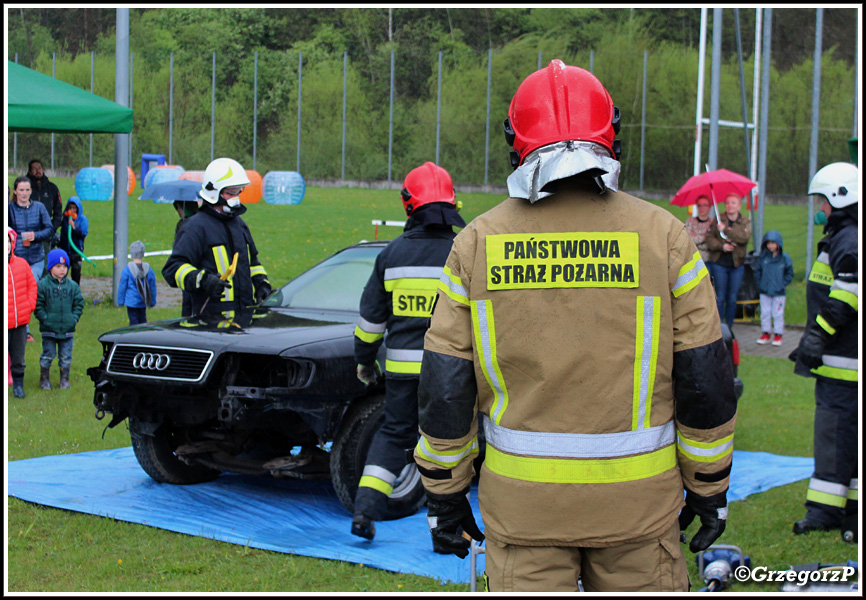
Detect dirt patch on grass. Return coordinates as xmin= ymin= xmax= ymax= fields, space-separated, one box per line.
xmin=79 ymin=276 xmax=184 ymax=310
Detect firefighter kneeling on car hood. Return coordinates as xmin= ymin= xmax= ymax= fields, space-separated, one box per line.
xmin=413 ymin=59 xmax=738 ymax=592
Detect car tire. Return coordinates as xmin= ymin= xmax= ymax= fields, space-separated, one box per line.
xmin=330 ymin=393 xmax=426 ymax=520
xmin=129 ymin=417 xmax=221 ymax=485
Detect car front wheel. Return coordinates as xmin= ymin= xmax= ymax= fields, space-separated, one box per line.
xmin=129 ymin=417 xmax=221 ymax=484
xmin=330 ymin=393 xmax=426 ymax=519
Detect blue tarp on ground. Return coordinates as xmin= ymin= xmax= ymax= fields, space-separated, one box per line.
xmin=7 ymin=448 xmax=813 ymax=585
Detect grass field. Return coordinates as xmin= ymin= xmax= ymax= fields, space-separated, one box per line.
xmin=6 ymin=177 xmax=855 ymax=593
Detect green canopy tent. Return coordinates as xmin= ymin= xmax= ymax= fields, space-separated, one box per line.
xmin=7 ymin=60 xmax=133 ymax=133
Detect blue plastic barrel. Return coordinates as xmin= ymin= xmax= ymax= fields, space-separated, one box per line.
xmin=262 ymin=171 xmax=306 ymax=205
xmin=143 ymin=165 xmax=185 ymax=190
xmin=74 ymin=167 xmax=114 ymax=201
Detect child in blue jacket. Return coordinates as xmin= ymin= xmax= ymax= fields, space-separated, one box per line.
xmin=118 ymin=240 xmax=157 ymax=325
xmin=752 ymin=230 xmax=794 ymax=346
xmin=57 ymin=196 xmax=89 ymax=285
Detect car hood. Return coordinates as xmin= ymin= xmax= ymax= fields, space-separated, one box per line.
xmin=97 ymin=306 xmax=356 ymax=354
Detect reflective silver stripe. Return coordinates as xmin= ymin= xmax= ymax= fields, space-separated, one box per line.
xmin=809 ymin=477 xmax=848 ymax=497
xmin=482 ymin=415 xmax=675 ymax=459
xmin=362 ymin=464 xmax=397 ymax=485
xmin=473 ymin=300 xmax=508 ymax=424
xmin=356 ymin=316 xmax=386 ymax=334
xmin=850 ymin=478 xmax=859 ymax=490
xmin=634 ymin=296 xmax=660 ymax=430
xmin=417 ymin=436 xmax=479 ymax=467
xmin=385 ymin=348 xmax=424 ymax=363
xmin=384 ymin=266 xmax=444 ymax=281
xmin=676 ymin=435 xmax=734 ymax=459
xmin=439 ymin=269 xmax=469 ymax=298
xmin=817 ymin=251 xmax=830 ymax=264
xmin=822 ymin=354 xmax=858 ymax=370
xmin=831 ymin=280 xmax=858 ymax=296
xmin=672 ymin=253 xmax=707 ymax=297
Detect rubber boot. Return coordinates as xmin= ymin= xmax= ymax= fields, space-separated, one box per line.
xmin=39 ymin=366 xmax=52 ymax=390
xmin=12 ymin=376 xmax=26 ymax=399
xmin=351 ymin=514 xmax=376 ymax=540
xmin=59 ymin=366 xmax=71 ymax=390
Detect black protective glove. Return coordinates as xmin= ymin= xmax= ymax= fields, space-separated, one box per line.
xmin=796 ymin=325 xmax=831 ymax=370
xmin=254 ymin=282 xmax=272 ymax=304
xmin=200 ymin=272 xmax=231 ymax=299
xmin=679 ymin=489 xmax=727 ymax=553
xmin=356 ymin=363 xmax=381 ymax=386
xmin=426 ymin=488 xmax=484 ymax=559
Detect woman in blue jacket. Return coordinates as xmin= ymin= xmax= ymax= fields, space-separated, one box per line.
xmin=8 ymin=176 xmax=53 ymax=282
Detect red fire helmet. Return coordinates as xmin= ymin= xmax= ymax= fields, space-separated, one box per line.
xmin=504 ymin=59 xmax=621 ymax=167
xmin=401 ymin=162 xmax=456 ymax=216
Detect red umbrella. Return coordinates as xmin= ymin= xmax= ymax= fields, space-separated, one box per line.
xmin=671 ymin=168 xmax=758 ymax=210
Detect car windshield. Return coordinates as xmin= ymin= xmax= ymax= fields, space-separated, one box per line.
xmin=263 ymin=245 xmax=382 ymax=312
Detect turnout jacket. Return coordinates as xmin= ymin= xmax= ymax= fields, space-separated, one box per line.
xmin=415 ymin=180 xmax=738 ymax=547
xmin=354 ymin=218 xmax=459 ymax=378
xmin=162 ymin=204 xmax=269 ymax=317
xmin=35 ymin=273 xmax=84 ymax=339
xmin=796 ymin=210 xmax=858 ymax=386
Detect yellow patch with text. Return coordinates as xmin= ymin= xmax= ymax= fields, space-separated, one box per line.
xmin=393 ymin=290 xmax=437 ymax=317
xmin=486 ymin=232 xmax=639 ymax=290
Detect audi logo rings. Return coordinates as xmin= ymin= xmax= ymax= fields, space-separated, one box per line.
xmin=132 ymin=352 xmax=172 ymax=371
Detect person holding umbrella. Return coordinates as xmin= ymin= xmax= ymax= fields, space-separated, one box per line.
xmin=704 ymin=194 xmax=752 ymax=329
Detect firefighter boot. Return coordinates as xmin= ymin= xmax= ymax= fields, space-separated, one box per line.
xmin=39 ymin=367 xmax=52 ymax=390
xmin=59 ymin=367 xmax=71 ymax=390
xmin=12 ymin=376 xmax=26 ymax=398
xmin=351 ymin=514 xmax=376 ymax=541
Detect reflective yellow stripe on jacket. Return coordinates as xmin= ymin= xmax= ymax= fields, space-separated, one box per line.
xmin=211 ymin=246 xmax=234 ymax=303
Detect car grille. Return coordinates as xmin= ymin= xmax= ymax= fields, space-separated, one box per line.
xmin=106 ymin=344 xmax=214 ymax=382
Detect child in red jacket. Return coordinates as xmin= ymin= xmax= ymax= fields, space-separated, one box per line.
xmin=7 ymin=227 xmax=38 ymax=398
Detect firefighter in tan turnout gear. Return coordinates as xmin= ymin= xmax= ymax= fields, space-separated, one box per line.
xmin=413 ymin=60 xmax=738 ymax=592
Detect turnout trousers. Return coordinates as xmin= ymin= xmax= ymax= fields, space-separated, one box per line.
xmin=353 ymin=377 xmax=420 ymax=520
xmin=483 ymin=520 xmax=689 ymax=592
xmin=804 ymin=379 xmax=859 ymax=525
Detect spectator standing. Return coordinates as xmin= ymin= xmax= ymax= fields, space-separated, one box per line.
xmin=8 ymin=176 xmax=53 ymax=283
xmin=26 ymin=159 xmax=63 ymax=245
xmin=34 ymin=249 xmax=84 ymax=390
xmin=705 ymin=194 xmax=752 ymax=329
xmin=7 ymin=227 xmax=38 ymax=398
xmin=57 ymin=196 xmax=89 ymax=286
xmin=118 ymin=240 xmax=157 ymax=325
xmin=684 ymin=195 xmax=714 ymax=263
xmin=752 ymin=230 xmax=794 ymax=346
xmin=9 ymin=176 xmax=53 ymax=342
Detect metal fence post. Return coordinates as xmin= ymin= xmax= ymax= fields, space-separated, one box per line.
xmin=538 ymin=50 xmax=542 ymax=70
xmin=708 ymin=8 xmax=722 ymax=172
xmin=129 ymin=52 xmax=134 ymax=166
xmin=342 ymin=51 xmax=347 ymax=179
xmin=756 ymin=8 xmax=773 ymax=246
xmin=640 ymin=50 xmax=647 ymax=191
xmin=388 ymin=48 xmax=394 ymax=182
xmin=253 ymin=51 xmax=258 ymax=172
xmin=51 ymin=52 xmax=55 ymax=171
xmin=590 ymin=50 xmax=594 ymax=73
xmin=297 ymin=51 xmax=303 ymax=172
xmin=13 ymin=53 xmax=18 ymax=171
xmin=169 ymin=52 xmax=174 ymax=165
xmin=484 ymin=48 xmax=492 ymax=186
xmin=211 ymin=51 xmax=216 ymax=162
xmin=90 ymin=51 xmax=94 ymax=167
xmin=436 ymin=50 xmax=442 ymax=165
xmin=113 ymin=7 xmax=130 ymax=306
xmin=806 ymin=8 xmax=823 ymax=278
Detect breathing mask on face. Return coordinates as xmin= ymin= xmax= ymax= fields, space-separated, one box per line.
xmin=814 ymin=211 xmax=827 ymax=226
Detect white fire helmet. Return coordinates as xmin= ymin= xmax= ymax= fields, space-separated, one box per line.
xmin=200 ymin=158 xmax=250 ymax=207
xmin=808 ymin=162 xmax=859 ymax=209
